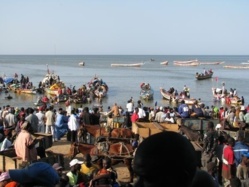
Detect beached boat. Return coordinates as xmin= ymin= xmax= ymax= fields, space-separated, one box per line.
xmin=111 ymin=63 xmax=144 ymax=67
xmin=199 ymin=61 xmax=224 ymax=65
xmin=223 ymin=65 xmax=249 ymax=69
xmin=195 ymin=71 xmax=213 ymax=80
xmin=79 ymin=61 xmax=85 ymax=66
xmin=140 ymin=83 xmax=153 ymax=100
xmin=160 ymin=61 xmax=169 ymax=65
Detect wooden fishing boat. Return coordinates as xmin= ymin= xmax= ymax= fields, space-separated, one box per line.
xmin=195 ymin=72 xmax=213 ymax=80
xmin=160 ymin=61 xmax=169 ymax=65
xmin=199 ymin=61 xmax=224 ymax=65
xmin=18 ymin=89 xmax=37 ymax=94
xmin=140 ymin=83 xmax=153 ymax=100
xmin=224 ymin=65 xmax=249 ymax=69
xmin=79 ymin=61 xmax=85 ymax=66
xmin=174 ymin=60 xmax=199 ymax=66
xmin=160 ymin=87 xmax=175 ymax=101
xmin=111 ymin=63 xmax=144 ymax=67
xmin=88 ymin=76 xmax=108 ymax=98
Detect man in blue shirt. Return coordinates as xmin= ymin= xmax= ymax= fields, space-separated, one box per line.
xmin=178 ymin=100 xmax=190 ymax=118
xmin=233 ymin=133 xmax=249 ymax=166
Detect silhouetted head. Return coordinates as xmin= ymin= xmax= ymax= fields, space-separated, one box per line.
xmin=134 ymin=131 xmax=197 ymax=187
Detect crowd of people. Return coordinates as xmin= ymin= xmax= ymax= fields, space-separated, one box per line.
xmin=1 ymin=94 xmax=249 ymax=186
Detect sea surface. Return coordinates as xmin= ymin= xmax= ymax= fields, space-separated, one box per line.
xmin=0 ymin=55 xmax=248 ymax=111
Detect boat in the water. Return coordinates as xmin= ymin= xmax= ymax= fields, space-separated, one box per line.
xmin=223 ymin=65 xmax=249 ymax=69
xmin=173 ymin=59 xmax=199 ymax=66
xmin=88 ymin=76 xmax=108 ymax=98
xmin=111 ymin=63 xmax=144 ymax=67
xmin=160 ymin=87 xmax=176 ymax=101
xmin=160 ymin=61 xmax=169 ymax=65
xmin=79 ymin=61 xmax=85 ymax=66
xmin=199 ymin=61 xmax=224 ymax=65
xmin=195 ymin=70 xmax=213 ymax=80
xmin=140 ymin=83 xmax=154 ymax=100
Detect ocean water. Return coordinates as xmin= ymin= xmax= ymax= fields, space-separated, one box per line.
xmin=0 ymin=55 xmax=248 ymax=110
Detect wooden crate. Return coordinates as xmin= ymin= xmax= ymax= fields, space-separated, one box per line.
xmin=34 ymin=133 xmax=53 ymax=149
xmin=133 ymin=122 xmax=178 ymax=138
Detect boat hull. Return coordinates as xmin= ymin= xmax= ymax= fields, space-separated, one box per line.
xmin=196 ymin=72 xmax=213 ymax=80
xmin=111 ymin=63 xmax=143 ymax=67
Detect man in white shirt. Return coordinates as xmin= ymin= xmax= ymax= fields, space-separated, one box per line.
xmin=126 ymin=99 xmax=133 ymax=114
xmin=36 ymin=108 xmax=45 ymax=133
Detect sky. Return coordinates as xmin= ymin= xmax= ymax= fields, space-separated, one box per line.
xmin=0 ymin=0 xmax=249 ymax=55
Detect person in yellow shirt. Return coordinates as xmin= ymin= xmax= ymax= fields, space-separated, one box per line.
xmin=80 ymin=154 xmax=99 ymax=185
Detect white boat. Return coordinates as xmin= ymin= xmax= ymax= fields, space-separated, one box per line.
xmin=160 ymin=61 xmax=169 ymax=65
xmin=173 ymin=59 xmax=198 ymax=64
xmin=241 ymin=61 xmax=249 ymax=65
xmin=199 ymin=61 xmax=225 ymax=65
xmin=174 ymin=62 xmax=199 ymax=66
xmin=79 ymin=61 xmax=85 ymax=66
xmin=224 ymin=65 xmax=249 ymax=69
xmin=111 ymin=63 xmax=144 ymax=67
xmin=173 ymin=59 xmax=199 ymax=66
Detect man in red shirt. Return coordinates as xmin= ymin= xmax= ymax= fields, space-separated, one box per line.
xmin=222 ymin=137 xmax=235 ymax=187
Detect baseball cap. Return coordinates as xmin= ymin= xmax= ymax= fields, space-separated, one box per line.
xmin=242 ymin=152 xmax=249 ymax=158
xmin=69 ymin=159 xmax=83 ymax=167
xmin=52 ymin=163 xmax=63 ymax=171
xmin=9 ymin=162 xmax=59 ymax=187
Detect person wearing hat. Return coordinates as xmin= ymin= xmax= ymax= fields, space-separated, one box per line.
xmin=236 ymin=152 xmax=249 ymax=180
xmin=66 ymin=158 xmax=84 ymax=186
xmin=53 ymin=162 xmax=64 ymax=176
xmin=233 ymin=134 xmax=249 ymax=167
xmin=14 ymin=121 xmax=38 ymax=163
xmin=238 ymin=105 xmax=246 ymax=123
